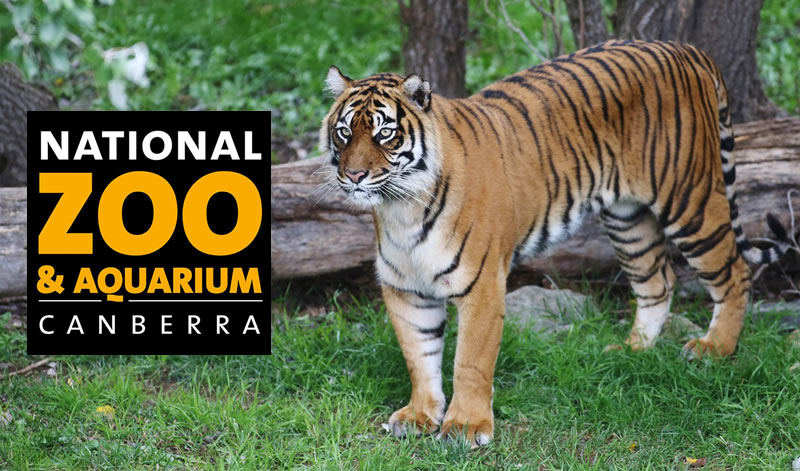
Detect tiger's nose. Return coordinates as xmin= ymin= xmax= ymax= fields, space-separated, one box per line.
xmin=345 ymin=168 xmax=368 ymax=183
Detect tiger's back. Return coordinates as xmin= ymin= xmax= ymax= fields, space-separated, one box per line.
xmin=320 ymin=40 xmax=788 ymax=447
xmin=438 ymin=41 xmax=741 ymax=260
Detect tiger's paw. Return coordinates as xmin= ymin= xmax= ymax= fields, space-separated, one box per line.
xmin=682 ymin=336 xmax=736 ymax=360
xmin=603 ymin=340 xmax=647 ymax=353
xmin=385 ymin=402 xmax=445 ymax=438
xmin=437 ymin=402 xmax=494 ymax=448
xmin=603 ymin=343 xmax=624 ymax=353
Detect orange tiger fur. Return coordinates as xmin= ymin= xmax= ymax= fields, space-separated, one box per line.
xmin=319 ymin=40 xmax=789 ymax=447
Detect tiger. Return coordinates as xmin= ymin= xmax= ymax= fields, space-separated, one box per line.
xmin=319 ymin=40 xmax=790 ymax=447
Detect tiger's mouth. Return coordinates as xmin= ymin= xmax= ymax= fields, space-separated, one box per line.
xmin=344 ymin=185 xmax=384 ymax=207
xmin=340 ymin=168 xmax=434 ymax=209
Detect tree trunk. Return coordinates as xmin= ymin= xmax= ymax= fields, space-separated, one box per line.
xmin=269 ymin=117 xmax=800 ymax=281
xmin=0 ymin=63 xmax=58 ymax=186
xmin=613 ymin=0 xmax=784 ymax=123
xmin=398 ymin=0 xmax=468 ymax=98
xmin=564 ymin=0 xmax=610 ymax=50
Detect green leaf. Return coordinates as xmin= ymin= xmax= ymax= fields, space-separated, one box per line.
xmin=38 ymin=21 xmax=67 ymax=47
xmin=11 ymin=3 xmax=33 ymax=28
xmin=43 ymin=0 xmax=63 ymax=13
xmin=49 ymin=47 xmax=71 ymax=74
xmin=7 ymin=37 xmax=26 ymax=53
xmin=245 ymin=53 xmax=268 ymax=68
xmin=72 ymin=7 xmax=95 ymax=28
xmin=22 ymin=50 xmax=39 ymax=78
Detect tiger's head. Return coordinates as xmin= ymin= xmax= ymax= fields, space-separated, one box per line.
xmin=320 ymin=66 xmax=440 ymax=208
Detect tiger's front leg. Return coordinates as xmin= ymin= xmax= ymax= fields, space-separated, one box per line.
xmin=384 ymin=285 xmax=448 ymax=437
xmin=440 ymin=272 xmax=505 ymax=447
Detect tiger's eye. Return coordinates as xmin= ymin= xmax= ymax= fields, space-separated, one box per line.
xmin=380 ymin=128 xmax=393 ymax=138
xmin=340 ymin=128 xmax=351 ymax=137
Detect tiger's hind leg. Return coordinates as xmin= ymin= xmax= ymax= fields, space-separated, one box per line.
xmin=664 ymin=191 xmax=751 ymax=358
xmin=602 ymin=202 xmax=675 ymax=350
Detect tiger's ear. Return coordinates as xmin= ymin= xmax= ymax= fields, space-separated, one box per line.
xmin=326 ymin=66 xmax=353 ymax=97
xmin=402 ymin=74 xmax=431 ymax=110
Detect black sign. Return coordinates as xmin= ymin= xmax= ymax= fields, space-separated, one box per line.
xmin=27 ymin=111 xmax=270 ymax=354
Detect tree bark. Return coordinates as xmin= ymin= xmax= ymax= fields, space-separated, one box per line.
xmin=0 ymin=187 xmax=27 ymax=296
xmin=613 ymin=0 xmax=784 ymax=123
xmin=269 ymin=117 xmax=800 ymax=281
xmin=564 ymin=0 xmax=610 ymax=50
xmin=398 ymin=0 xmax=468 ymax=98
xmin=614 ymin=0 xmax=694 ymax=41
xmin=0 ymin=63 xmax=58 ymax=186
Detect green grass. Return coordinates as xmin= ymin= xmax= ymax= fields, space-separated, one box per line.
xmin=2 ymin=294 xmax=799 ymax=469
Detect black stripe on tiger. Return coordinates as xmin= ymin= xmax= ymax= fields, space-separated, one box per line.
xmin=379 ymin=246 xmax=403 ymax=277
xmin=433 ymin=226 xmax=473 ymax=281
xmin=411 ymin=302 xmax=445 ymax=310
xmin=449 ymin=249 xmax=489 ymax=299
xmin=417 ymin=177 xmax=450 ymax=245
xmin=382 ymin=282 xmax=443 ymax=302
xmin=417 ymin=320 xmax=447 ymax=338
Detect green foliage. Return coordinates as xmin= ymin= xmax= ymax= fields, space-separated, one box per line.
xmin=0 ymin=0 xmax=153 ymax=110
xmin=758 ymin=0 xmax=800 ymax=115
xmin=265 ymin=0 xmax=798 ymax=144
xmin=465 ymin=0 xmax=575 ymax=93
xmin=0 ymin=0 xmax=99 ymax=79
xmin=0 ymin=0 xmax=797 ymax=146
xmin=80 ymin=0 xmax=278 ymax=111
xmin=265 ymin=0 xmax=403 ymax=137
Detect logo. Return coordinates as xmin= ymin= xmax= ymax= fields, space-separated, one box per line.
xmin=27 ymin=111 xmax=269 ymax=354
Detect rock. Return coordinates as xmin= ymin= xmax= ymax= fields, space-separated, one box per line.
xmin=674 ymin=265 xmax=707 ymax=298
xmin=755 ymin=299 xmax=800 ymax=314
xmin=505 ymin=285 xmax=588 ymax=334
xmin=677 ymin=279 xmax=706 ymax=298
xmin=751 ymin=299 xmax=800 ymax=331
xmin=661 ymin=313 xmax=704 ymax=342
xmin=787 ymin=330 xmax=800 ymax=349
xmin=0 ymin=411 xmax=12 ymax=427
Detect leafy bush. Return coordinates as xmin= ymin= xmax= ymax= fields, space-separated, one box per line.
xmin=0 ymin=0 xmax=150 ymax=109
xmin=758 ymin=0 xmax=800 ymax=115
xmin=1 ymin=0 xmax=102 ymax=79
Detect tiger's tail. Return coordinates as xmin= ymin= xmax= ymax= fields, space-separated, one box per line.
xmin=713 ymin=67 xmax=791 ymax=265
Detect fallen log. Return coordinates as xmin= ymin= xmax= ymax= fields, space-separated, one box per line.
xmin=0 ymin=187 xmax=26 ymax=296
xmin=271 ymin=118 xmax=800 ymax=281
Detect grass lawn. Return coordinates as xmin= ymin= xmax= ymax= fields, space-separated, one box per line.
xmin=2 ymin=293 xmax=799 ymax=469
